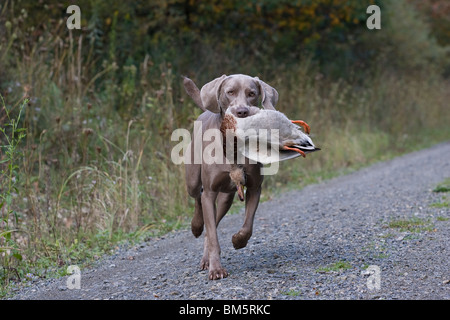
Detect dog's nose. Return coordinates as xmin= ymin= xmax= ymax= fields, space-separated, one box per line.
xmin=236 ymin=106 xmax=249 ymax=118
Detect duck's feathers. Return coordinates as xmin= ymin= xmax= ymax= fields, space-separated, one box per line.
xmin=224 ymin=109 xmax=320 ymax=164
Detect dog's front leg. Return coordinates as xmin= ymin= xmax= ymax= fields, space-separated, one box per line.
xmin=201 ymin=190 xmax=229 ymax=280
xmin=232 ymin=185 xmax=261 ymax=249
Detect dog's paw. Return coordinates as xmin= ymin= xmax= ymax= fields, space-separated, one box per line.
xmin=232 ymin=231 xmax=251 ymax=249
xmin=191 ymin=224 xmax=204 ymax=238
xmin=209 ymin=268 xmax=228 ymax=280
xmin=200 ymin=257 xmax=209 ymax=270
xmin=191 ymin=218 xmax=204 ymax=238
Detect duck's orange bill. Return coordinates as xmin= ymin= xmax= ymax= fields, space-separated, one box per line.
xmin=291 ymin=120 xmax=310 ymax=134
xmin=237 ymin=184 xmax=245 ymax=202
xmin=282 ymin=145 xmax=306 ymax=158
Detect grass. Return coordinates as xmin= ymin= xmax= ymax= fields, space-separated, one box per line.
xmin=0 ymin=98 xmax=27 ymax=289
xmin=386 ymin=217 xmax=434 ymax=233
xmin=430 ymin=201 xmax=450 ymax=209
xmin=282 ymin=289 xmax=302 ymax=297
xmin=433 ymin=178 xmax=450 ymax=193
xmin=430 ymin=179 xmax=450 ymax=209
xmin=316 ymin=261 xmax=353 ymax=273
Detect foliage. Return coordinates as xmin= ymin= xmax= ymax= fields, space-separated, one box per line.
xmin=433 ymin=178 xmax=450 ymax=193
xmin=410 ymin=0 xmax=450 ymax=47
xmin=1 ymin=97 xmax=27 ymax=286
xmin=386 ymin=218 xmax=434 ymax=233
xmin=317 ymin=261 xmax=353 ymax=273
xmin=2 ymin=0 xmax=447 ymax=81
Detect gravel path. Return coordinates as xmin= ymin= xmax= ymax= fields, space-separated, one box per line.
xmin=9 ymin=142 xmax=450 ymax=300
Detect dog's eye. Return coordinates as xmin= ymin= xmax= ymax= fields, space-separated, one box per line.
xmin=227 ymin=90 xmax=234 ymax=96
xmin=248 ymin=92 xmax=256 ymax=98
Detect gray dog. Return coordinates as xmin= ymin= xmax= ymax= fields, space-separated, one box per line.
xmin=183 ymin=74 xmax=278 ymax=280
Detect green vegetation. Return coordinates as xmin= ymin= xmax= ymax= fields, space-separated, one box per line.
xmin=316 ymin=261 xmax=352 ymax=273
xmin=430 ymin=201 xmax=449 ymax=209
xmin=1 ymin=0 xmax=449 ymax=295
xmin=387 ymin=217 xmax=434 ymax=233
xmin=0 ymin=98 xmax=27 ymax=290
xmin=282 ymin=289 xmax=302 ymax=297
xmin=433 ymin=178 xmax=450 ymax=193
xmin=431 ymin=179 xmax=450 ymax=209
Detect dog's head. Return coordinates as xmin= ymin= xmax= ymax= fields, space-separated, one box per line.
xmin=200 ymin=74 xmax=278 ymax=118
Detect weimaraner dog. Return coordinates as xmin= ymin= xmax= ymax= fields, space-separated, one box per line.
xmin=183 ymin=74 xmax=278 ymax=280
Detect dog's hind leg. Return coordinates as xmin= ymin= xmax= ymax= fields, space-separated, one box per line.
xmin=215 ymin=192 xmax=235 ymax=226
xmin=186 ymin=176 xmax=204 ymax=238
xmin=232 ymin=185 xmax=261 ymax=249
xmin=185 ymin=143 xmax=204 ymax=238
xmin=191 ymin=194 xmax=204 ymax=238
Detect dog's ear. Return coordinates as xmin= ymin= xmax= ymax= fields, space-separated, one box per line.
xmin=200 ymin=74 xmax=227 ymax=113
xmin=255 ymin=77 xmax=278 ymax=110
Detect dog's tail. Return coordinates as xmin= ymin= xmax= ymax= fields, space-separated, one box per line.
xmin=182 ymin=76 xmax=206 ymax=112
